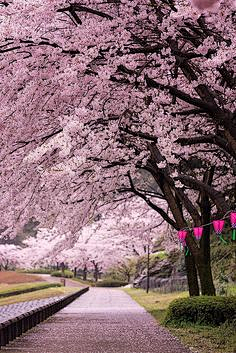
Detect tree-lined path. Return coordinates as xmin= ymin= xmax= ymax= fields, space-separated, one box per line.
xmin=1 ymin=288 xmax=191 ymax=353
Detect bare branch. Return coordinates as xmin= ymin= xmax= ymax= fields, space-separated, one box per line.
xmin=126 ymin=173 xmax=178 ymax=229
xmin=176 ymin=175 xmax=229 ymax=214
xmin=176 ymin=135 xmax=236 ymax=160
xmin=119 ymin=126 xmax=157 ymax=142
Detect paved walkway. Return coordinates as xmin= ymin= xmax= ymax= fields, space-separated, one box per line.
xmin=33 ymin=274 xmax=86 ymax=287
xmin=1 ymin=288 xmax=191 ymax=353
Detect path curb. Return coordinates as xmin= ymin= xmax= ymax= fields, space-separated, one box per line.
xmin=0 ymin=286 xmax=89 ymax=348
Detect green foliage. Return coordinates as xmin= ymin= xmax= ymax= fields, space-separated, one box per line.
xmin=211 ymin=228 xmax=236 ymax=286
xmin=20 ymin=268 xmax=53 ymax=274
xmin=106 ymin=258 xmax=137 ymax=282
xmin=154 ymin=251 xmax=168 ymax=260
xmin=105 ymin=251 xmax=169 ymax=284
xmin=0 ymin=282 xmax=61 ymax=298
xmin=164 ymin=296 xmax=236 ymax=327
xmin=125 ymin=288 xmax=236 ymax=353
xmin=227 ymin=284 xmax=236 ymax=296
xmin=51 ymin=270 xmax=73 ymax=278
xmin=134 ymin=251 xmax=169 ymax=277
xmin=95 ymin=279 xmax=128 ymax=287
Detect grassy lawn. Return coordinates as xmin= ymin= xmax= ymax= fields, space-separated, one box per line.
xmin=124 ymin=288 xmax=188 ymax=322
xmin=0 ymin=282 xmax=61 ymax=298
xmin=227 ymin=284 xmax=236 ymax=296
xmin=71 ymin=277 xmax=95 ymax=286
xmin=170 ymin=324 xmax=236 ymax=353
xmin=0 ymin=286 xmax=77 ymax=306
xmin=124 ymin=288 xmax=236 ymax=353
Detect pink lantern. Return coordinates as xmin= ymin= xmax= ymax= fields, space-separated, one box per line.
xmin=213 ymin=220 xmax=225 ymax=234
xmin=178 ymin=230 xmax=188 ymax=246
xmin=193 ymin=227 xmax=203 ymax=241
xmin=230 ymin=212 xmax=236 ymax=228
xmin=230 ymin=212 xmax=236 ymax=241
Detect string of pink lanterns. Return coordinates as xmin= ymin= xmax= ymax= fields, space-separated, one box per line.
xmin=178 ymin=211 xmax=236 ymax=254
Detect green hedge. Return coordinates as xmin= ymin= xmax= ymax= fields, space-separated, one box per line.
xmin=20 ymin=268 xmax=52 ymax=274
xmin=0 ymin=282 xmax=61 ymax=298
xmin=95 ymin=280 xmax=128 ymax=287
xmin=51 ymin=270 xmax=73 ymax=278
xmin=164 ymin=296 xmax=236 ymax=327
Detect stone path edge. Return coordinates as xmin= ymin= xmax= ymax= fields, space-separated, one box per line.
xmin=0 ymin=286 xmax=89 ymax=349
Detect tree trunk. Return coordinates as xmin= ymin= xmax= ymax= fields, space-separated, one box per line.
xmin=185 ymin=254 xmax=200 ymax=296
xmin=73 ymin=267 xmax=77 ymax=278
xmin=4 ymin=260 xmax=9 ymax=271
xmin=83 ymin=266 xmax=87 ymax=281
xmin=196 ymin=224 xmax=216 ymax=295
xmin=61 ymin=262 xmax=65 ymax=275
xmin=197 ymin=172 xmax=216 ymax=296
xmin=146 ymin=244 xmax=150 ymax=293
xmin=94 ymin=265 xmax=98 ymax=282
xmin=197 ymin=261 xmax=215 ymax=295
xmin=143 ymin=149 xmax=201 ymax=297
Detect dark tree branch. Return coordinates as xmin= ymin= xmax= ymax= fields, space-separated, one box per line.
xmin=126 ymin=173 xmax=178 ymax=229
xmin=119 ymin=126 xmax=157 ymax=142
xmin=176 ymin=135 xmax=236 ymax=160
xmin=57 ymin=4 xmax=113 ymax=22
xmin=0 ymin=2 xmax=9 ymax=6
xmin=145 ymin=75 xmax=222 ymax=114
xmin=145 ymin=75 xmax=236 ymax=139
xmin=176 ymin=175 xmax=229 ymax=214
xmin=171 ymin=108 xmax=205 ymax=116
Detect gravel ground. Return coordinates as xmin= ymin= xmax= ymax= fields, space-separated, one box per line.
xmin=1 ymin=288 xmax=192 ymax=353
xmin=0 ymin=296 xmax=64 ymax=324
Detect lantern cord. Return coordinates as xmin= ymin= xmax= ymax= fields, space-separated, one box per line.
xmin=233 ymin=229 xmax=236 ymax=241
xmin=218 ymin=234 xmax=228 ymax=245
xmin=185 ymin=247 xmax=190 ymax=256
xmin=181 ymin=210 xmax=234 ymax=232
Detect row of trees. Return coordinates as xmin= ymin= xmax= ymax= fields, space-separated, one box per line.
xmin=0 ymin=0 xmax=235 ymax=295
xmin=3 ymin=199 xmax=164 ymax=280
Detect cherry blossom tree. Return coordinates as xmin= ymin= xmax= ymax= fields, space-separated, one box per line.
xmin=0 ymin=244 xmax=20 ymax=270
xmin=16 ymin=198 xmax=163 ymax=284
xmin=59 ymin=198 xmax=163 ymax=280
xmin=0 ymin=0 xmax=235 ymax=296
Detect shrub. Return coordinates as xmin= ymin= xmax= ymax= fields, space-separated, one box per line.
xmin=20 ymin=268 xmax=53 ymax=274
xmin=51 ymin=270 xmax=73 ymax=278
xmin=164 ymin=296 xmax=236 ymax=327
xmin=95 ymin=279 xmax=128 ymax=287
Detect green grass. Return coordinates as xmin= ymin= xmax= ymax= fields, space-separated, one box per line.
xmin=170 ymin=323 xmax=236 ymax=353
xmin=124 ymin=288 xmax=188 ymax=322
xmin=124 ymin=288 xmax=236 ymax=353
xmin=227 ymin=284 xmax=236 ymax=296
xmin=0 ymin=282 xmax=61 ymax=298
xmin=0 ymin=286 xmax=77 ymax=306
xmin=71 ymin=277 xmax=95 ymax=286
xmin=153 ymin=251 xmax=168 ymax=260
